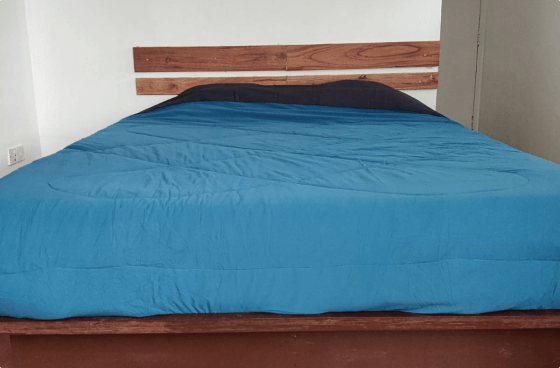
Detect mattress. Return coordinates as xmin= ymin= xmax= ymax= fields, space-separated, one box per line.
xmin=1 ymin=82 xmax=559 ymax=320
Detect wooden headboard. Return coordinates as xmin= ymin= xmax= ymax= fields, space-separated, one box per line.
xmin=133 ymin=41 xmax=440 ymax=95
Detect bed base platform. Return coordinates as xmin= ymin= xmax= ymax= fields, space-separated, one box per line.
xmin=1 ymin=311 xmax=560 ymax=368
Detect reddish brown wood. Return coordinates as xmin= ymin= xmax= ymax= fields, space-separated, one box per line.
xmin=10 ymin=329 xmax=560 ymax=368
xmin=286 ymin=41 xmax=440 ymax=70
xmin=0 ymin=334 xmax=20 ymax=368
xmin=133 ymin=46 xmax=288 ymax=72
xmin=285 ymin=72 xmax=438 ymax=88
xmin=133 ymin=41 xmax=440 ymax=72
xmin=135 ymin=72 xmax=438 ymax=95
xmin=2 ymin=310 xmax=560 ymax=336
xmin=136 ymin=76 xmax=289 ymax=94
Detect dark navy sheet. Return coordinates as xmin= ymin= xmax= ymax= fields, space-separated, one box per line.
xmin=1 ymin=87 xmax=560 ymax=319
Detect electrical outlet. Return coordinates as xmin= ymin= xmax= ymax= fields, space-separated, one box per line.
xmin=8 ymin=145 xmax=25 ymax=166
xmin=8 ymin=147 xmax=17 ymax=165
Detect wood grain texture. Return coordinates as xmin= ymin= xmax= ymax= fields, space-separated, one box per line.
xmin=136 ymin=76 xmax=288 ymax=95
xmin=133 ymin=41 xmax=440 ymax=72
xmin=135 ymin=72 xmax=438 ymax=95
xmin=0 ymin=334 xmax=19 ymax=368
xmin=286 ymin=41 xmax=440 ymax=70
xmin=133 ymin=46 xmax=288 ymax=72
xmin=10 ymin=329 xmax=560 ymax=368
xmin=1 ymin=310 xmax=560 ymax=336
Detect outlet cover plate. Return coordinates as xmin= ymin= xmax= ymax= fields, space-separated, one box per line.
xmin=8 ymin=145 xmax=24 ymax=166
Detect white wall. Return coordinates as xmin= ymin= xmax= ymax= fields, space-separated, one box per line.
xmin=23 ymin=0 xmax=442 ymax=157
xmin=437 ymin=0 xmax=481 ymax=128
xmin=0 ymin=0 xmax=42 ymax=178
xmin=477 ymin=0 xmax=560 ymax=163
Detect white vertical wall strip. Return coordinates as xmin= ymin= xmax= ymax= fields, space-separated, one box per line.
xmin=0 ymin=0 xmax=42 ymax=178
xmin=436 ymin=0 xmax=481 ymax=128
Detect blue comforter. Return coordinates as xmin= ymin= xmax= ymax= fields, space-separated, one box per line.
xmin=1 ymin=101 xmax=559 ymax=319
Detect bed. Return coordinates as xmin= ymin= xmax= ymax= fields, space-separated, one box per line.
xmin=1 ymin=41 xmax=560 ymax=368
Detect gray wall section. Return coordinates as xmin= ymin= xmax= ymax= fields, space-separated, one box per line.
xmin=437 ymin=0 xmax=481 ymax=128
xmin=478 ymin=0 xmax=560 ymax=163
xmin=439 ymin=0 xmax=560 ymax=164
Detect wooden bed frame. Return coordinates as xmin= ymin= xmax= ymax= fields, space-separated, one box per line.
xmin=133 ymin=41 xmax=440 ymax=94
xmin=2 ymin=41 xmax=559 ymax=368
xmin=2 ymin=311 xmax=560 ymax=367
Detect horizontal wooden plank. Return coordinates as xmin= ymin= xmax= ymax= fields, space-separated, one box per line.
xmin=285 ymin=72 xmax=438 ymax=88
xmin=133 ymin=41 xmax=440 ymax=72
xmin=136 ymin=72 xmax=438 ymax=95
xmin=1 ymin=310 xmax=560 ymax=336
xmin=287 ymin=41 xmax=440 ymax=71
xmin=137 ymin=76 xmax=288 ymax=95
xmin=134 ymin=46 xmax=287 ymax=72
xmin=11 ymin=330 xmax=560 ymax=368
